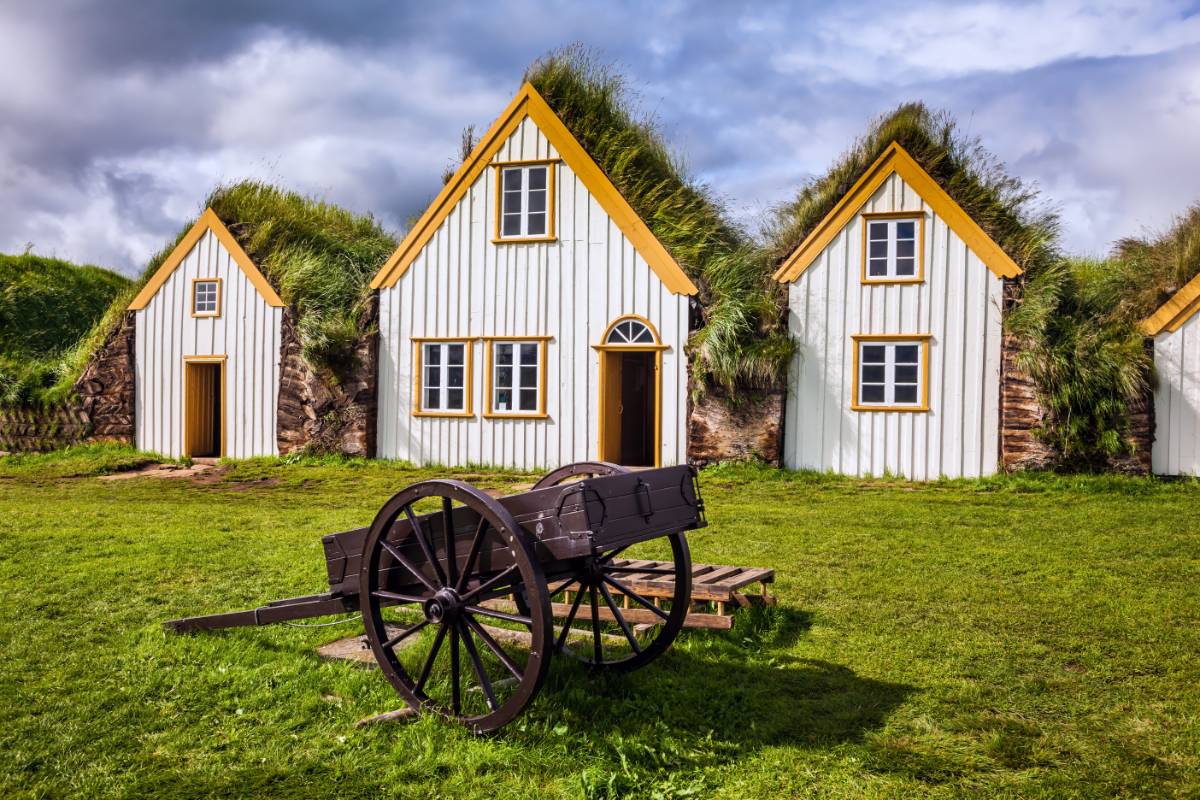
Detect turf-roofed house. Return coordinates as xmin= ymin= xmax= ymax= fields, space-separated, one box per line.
xmin=372 ymin=81 xmax=700 ymax=468
xmin=1142 ymin=270 xmax=1200 ymax=475
xmin=773 ymin=128 xmax=1041 ymax=479
xmin=71 ymin=184 xmax=394 ymax=459
xmin=127 ymin=210 xmax=286 ymax=458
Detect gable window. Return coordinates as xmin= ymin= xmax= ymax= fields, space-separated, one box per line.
xmin=862 ymin=214 xmax=924 ymax=283
xmin=852 ymin=335 xmax=930 ymax=411
xmin=485 ymin=338 xmax=549 ymax=418
xmin=192 ymin=279 xmax=221 ymax=317
xmin=495 ymin=161 xmax=556 ymax=241
xmin=415 ymin=339 xmax=474 ymax=416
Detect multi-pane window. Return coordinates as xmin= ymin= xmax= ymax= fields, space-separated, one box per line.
xmin=855 ymin=339 xmax=927 ymax=409
xmin=421 ymin=342 xmax=468 ymax=413
xmin=864 ymin=216 xmax=921 ymax=281
xmin=193 ymin=279 xmax=220 ymax=316
xmin=490 ymin=341 xmax=542 ymax=415
xmin=498 ymin=163 xmax=553 ymax=239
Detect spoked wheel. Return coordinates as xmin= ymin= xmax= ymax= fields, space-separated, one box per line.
xmin=551 ymin=533 xmax=691 ymax=672
xmin=359 ymin=480 xmax=552 ymax=734
xmin=535 ymin=461 xmax=692 ymax=672
xmin=531 ymin=460 xmax=629 ymax=490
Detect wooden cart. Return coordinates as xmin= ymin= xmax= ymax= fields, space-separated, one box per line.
xmin=167 ymin=462 xmax=706 ymax=733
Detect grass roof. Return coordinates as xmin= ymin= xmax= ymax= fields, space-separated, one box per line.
xmin=526 ymin=47 xmax=792 ymax=390
xmin=0 ymin=253 xmax=131 ymax=406
xmin=3 ymin=182 xmax=395 ymax=408
xmin=1113 ymin=202 xmax=1200 ymax=320
xmin=763 ymin=102 xmax=1061 ymax=276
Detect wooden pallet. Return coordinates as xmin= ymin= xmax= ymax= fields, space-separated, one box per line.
xmin=552 ymin=559 xmax=775 ymax=630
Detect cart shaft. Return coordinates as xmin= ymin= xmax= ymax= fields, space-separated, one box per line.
xmin=164 ymin=593 xmax=354 ymax=633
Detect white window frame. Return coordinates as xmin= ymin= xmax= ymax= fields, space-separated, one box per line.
xmin=495 ymin=162 xmax=555 ymax=241
xmin=852 ymin=336 xmax=930 ymax=412
xmin=863 ymin=214 xmax=923 ymax=283
xmin=192 ymin=278 xmax=221 ymax=317
xmin=415 ymin=340 xmax=473 ymax=416
xmin=486 ymin=339 xmax=547 ymax=418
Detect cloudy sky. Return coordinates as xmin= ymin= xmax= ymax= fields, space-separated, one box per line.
xmin=2 ymin=0 xmax=1198 ymax=276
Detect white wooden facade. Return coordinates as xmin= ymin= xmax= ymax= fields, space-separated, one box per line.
xmin=775 ymin=143 xmax=1021 ymax=480
xmin=372 ymin=84 xmax=697 ymax=469
xmin=130 ymin=210 xmax=284 ymax=459
xmin=1144 ymin=275 xmax=1200 ymax=475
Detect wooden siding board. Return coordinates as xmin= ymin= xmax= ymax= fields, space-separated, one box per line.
xmin=1154 ymin=312 xmax=1200 ymax=475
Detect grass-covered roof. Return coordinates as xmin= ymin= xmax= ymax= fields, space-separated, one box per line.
xmin=763 ymin=102 xmax=1061 ymax=276
xmin=0 ymin=253 xmax=132 ymax=405
xmin=526 ymin=48 xmax=791 ymax=391
xmin=3 ymin=181 xmax=395 ymax=407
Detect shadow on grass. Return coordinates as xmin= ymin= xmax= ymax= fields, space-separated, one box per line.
xmin=543 ymin=605 xmax=914 ymax=751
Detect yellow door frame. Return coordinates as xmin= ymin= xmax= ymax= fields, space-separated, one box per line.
xmin=592 ymin=315 xmax=668 ymax=467
xmin=183 ymin=355 xmax=227 ymax=458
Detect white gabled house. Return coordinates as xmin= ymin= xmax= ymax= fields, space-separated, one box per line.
xmin=774 ymin=142 xmax=1024 ymax=480
xmin=370 ymin=83 xmax=699 ymax=469
xmin=127 ymin=209 xmax=285 ymax=458
xmin=1142 ymin=272 xmax=1200 ymax=475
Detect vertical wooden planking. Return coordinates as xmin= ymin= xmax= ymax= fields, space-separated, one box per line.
xmin=1154 ymin=314 xmax=1200 ymax=475
xmin=782 ymin=173 xmax=1006 ymax=479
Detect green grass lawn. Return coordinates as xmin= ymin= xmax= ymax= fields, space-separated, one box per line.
xmin=2 ymin=447 xmax=1198 ymax=799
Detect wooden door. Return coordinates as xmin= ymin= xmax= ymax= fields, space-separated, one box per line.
xmin=600 ymin=351 xmax=623 ymax=461
xmin=184 ymin=361 xmax=222 ymax=457
xmin=618 ymin=352 xmax=655 ymax=466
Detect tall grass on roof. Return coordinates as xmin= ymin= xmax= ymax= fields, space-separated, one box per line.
xmin=1113 ymin=203 xmax=1200 ymax=320
xmin=526 ymin=47 xmax=791 ymax=391
xmin=762 ymin=102 xmax=1061 ymax=276
xmin=0 ymin=253 xmax=131 ymax=406
xmin=15 ymin=182 xmax=396 ymax=408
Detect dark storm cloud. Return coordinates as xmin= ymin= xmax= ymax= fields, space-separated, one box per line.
xmin=1 ymin=0 xmax=1198 ymax=273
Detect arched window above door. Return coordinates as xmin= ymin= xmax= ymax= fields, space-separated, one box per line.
xmin=604 ymin=316 xmax=658 ymax=345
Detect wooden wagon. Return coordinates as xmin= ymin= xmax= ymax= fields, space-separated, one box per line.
xmin=167 ymin=462 xmax=706 ymax=733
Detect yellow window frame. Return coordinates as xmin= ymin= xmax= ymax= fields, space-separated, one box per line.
xmin=860 ymin=211 xmax=926 ymax=285
xmin=492 ymin=159 xmax=558 ymax=244
xmin=412 ymin=337 xmax=476 ymax=418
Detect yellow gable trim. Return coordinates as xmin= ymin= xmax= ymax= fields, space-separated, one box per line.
xmin=370 ymin=83 xmax=698 ymax=296
xmin=128 ymin=208 xmax=284 ymax=310
xmin=774 ymin=142 xmax=1023 ymax=284
xmin=1142 ymin=270 xmax=1200 ymax=336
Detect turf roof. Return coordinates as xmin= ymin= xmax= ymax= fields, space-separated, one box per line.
xmin=526 ymin=47 xmax=792 ymax=391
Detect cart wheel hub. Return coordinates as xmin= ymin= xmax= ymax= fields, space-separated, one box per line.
xmin=424 ymin=588 xmax=461 ymax=623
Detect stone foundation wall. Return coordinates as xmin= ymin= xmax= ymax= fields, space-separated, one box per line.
xmin=276 ymin=299 xmax=377 ymax=457
xmin=999 ymin=279 xmax=1153 ymax=473
xmin=687 ymin=383 xmax=783 ymax=466
xmin=0 ymin=312 xmax=136 ymax=452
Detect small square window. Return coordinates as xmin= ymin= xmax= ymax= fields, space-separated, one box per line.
xmin=193 ymin=280 xmax=220 ymax=316
xmin=862 ymin=216 xmax=923 ymax=282
xmin=496 ymin=163 xmax=555 ymax=241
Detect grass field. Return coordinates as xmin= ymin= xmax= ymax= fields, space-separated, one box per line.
xmin=2 ymin=446 xmax=1198 ymax=799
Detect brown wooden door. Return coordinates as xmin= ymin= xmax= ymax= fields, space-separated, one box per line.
xmin=184 ymin=362 xmax=222 ymax=457
xmin=600 ymin=351 xmax=623 ymax=461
